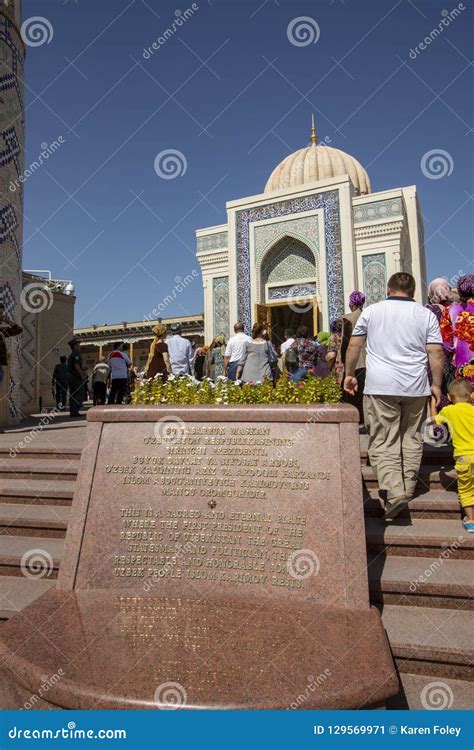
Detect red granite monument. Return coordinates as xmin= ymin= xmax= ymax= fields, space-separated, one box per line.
xmin=0 ymin=404 xmax=398 ymax=709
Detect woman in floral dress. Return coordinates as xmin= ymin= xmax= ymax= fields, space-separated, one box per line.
xmin=440 ymin=275 xmax=474 ymax=384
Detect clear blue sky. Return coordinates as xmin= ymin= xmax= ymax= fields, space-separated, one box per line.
xmin=22 ymin=0 xmax=473 ymax=327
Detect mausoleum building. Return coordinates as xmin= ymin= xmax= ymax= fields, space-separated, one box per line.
xmin=197 ymin=120 xmax=427 ymax=346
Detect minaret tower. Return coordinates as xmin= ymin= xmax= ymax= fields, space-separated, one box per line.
xmin=0 ymin=0 xmax=25 ymax=426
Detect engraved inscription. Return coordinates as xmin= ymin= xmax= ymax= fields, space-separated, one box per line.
xmin=101 ymin=424 xmax=330 ymax=591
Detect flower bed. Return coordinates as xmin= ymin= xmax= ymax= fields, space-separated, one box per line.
xmin=132 ymin=373 xmax=341 ymax=405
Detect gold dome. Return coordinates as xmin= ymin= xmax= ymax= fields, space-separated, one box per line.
xmin=264 ymin=118 xmax=371 ymax=196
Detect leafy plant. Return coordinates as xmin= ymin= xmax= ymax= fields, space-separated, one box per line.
xmin=131 ymin=372 xmax=341 ymax=406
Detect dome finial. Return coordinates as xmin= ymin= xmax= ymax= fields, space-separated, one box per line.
xmin=310 ymin=113 xmax=318 ymax=145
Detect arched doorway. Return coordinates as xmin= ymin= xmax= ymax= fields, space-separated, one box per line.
xmin=256 ymin=236 xmax=319 ymax=348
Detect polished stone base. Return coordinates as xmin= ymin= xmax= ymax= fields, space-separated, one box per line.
xmin=0 ymin=589 xmax=398 ymax=710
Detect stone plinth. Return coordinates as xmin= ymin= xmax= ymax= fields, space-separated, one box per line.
xmin=0 ymin=405 xmax=398 ymax=709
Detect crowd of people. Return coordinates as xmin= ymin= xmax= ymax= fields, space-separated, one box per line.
xmin=45 ymin=272 xmax=473 ymax=531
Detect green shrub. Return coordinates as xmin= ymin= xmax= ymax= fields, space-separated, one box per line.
xmin=132 ymin=373 xmax=341 ymax=406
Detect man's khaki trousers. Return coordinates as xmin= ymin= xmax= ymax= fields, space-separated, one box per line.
xmin=364 ymin=394 xmax=428 ymax=501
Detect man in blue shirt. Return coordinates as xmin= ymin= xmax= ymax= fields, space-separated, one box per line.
xmin=166 ymin=324 xmax=194 ymax=376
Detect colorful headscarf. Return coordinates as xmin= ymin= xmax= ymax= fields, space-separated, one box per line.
xmin=348 ymin=291 xmax=365 ymax=308
xmin=317 ymin=331 xmax=329 ymax=345
xmin=428 ymin=277 xmax=454 ymax=305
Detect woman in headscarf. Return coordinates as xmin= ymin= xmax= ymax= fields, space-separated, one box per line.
xmin=425 ymin=278 xmax=455 ymax=404
xmin=440 ymin=274 xmax=474 ymax=384
xmin=426 ymin=277 xmax=454 ymax=321
xmin=144 ymin=323 xmax=171 ymax=381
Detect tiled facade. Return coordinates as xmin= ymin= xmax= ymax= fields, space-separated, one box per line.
xmin=353 ymin=197 xmax=403 ymax=224
xmin=362 ymin=253 xmax=387 ymax=306
xmin=236 ymin=190 xmax=343 ymax=333
xmin=212 ymin=276 xmax=229 ymax=337
xmin=0 ymin=4 xmax=25 ymax=425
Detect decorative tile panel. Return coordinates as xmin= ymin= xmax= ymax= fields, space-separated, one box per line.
xmin=212 ymin=276 xmax=229 ymax=338
xmin=268 ymin=283 xmax=317 ymax=301
xmin=254 ymin=214 xmax=320 ymax=265
xmin=362 ymin=253 xmax=386 ymax=306
xmin=353 ymin=198 xmax=402 ymax=224
xmin=197 ymin=231 xmax=228 ymax=253
xmin=236 ymin=191 xmax=342 ymax=332
xmin=262 ymin=238 xmax=316 ymax=289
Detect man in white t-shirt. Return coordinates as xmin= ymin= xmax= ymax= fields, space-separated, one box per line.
xmin=107 ymin=342 xmax=132 ymax=404
xmin=344 ymin=272 xmax=444 ymax=519
xmin=224 ymin=322 xmax=251 ymax=381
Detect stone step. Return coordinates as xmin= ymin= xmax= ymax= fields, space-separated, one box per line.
xmin=360 ymin=446 xmax=454 ymax=467
xmin=0 ymin=459 xmax=79 ymax=481
xmin=386 ymin=672 xmax=474 ymax=710
xmin=0 ymin=503 xmax=70 ymax=537
xmin=362 ymin=465 xmax=457 ymax=491
xmin=0 ymin=535 xmax=63 ymax=578
xmin=0 ymin=479 xmax=74 ymax=505
xmin=364 ymin=489 xmax=461 ymax=519
xmin=368 ymin=553 xmax=473 ymax=609
xmin=365 ymin=517 xmax=473 ymax=558
xmin=0 ymin=576 xmax=55 ymax=620
xmin=382 ymin=604 xmax=473 ymax=680
xmin=0 ymin=447 xmax=81 ymax=461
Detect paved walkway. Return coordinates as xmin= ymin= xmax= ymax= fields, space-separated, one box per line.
xmin=0 ymin=410 xmax=87 ymax=453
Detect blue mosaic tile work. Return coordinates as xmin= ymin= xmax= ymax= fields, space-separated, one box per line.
xmin=236 ymin=191 xmax=342 ymax=331
xmin=212 ymin=276 xmax=230 ymax=338
xmin=353 ymin=198 xmax=402 ymax=224
xmin=268 ymin=283 xmax=317 ymax=301
xmin=362 ymin=253 xmax=387 ymax=306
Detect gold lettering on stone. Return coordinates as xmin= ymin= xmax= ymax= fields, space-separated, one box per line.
xmin=101 ymin=425 xmax=330 ymax=590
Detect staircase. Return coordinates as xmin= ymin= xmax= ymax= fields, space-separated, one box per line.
xmin=0 ymin=446 xmax=79 ymax=620
xmin=361 ymin=439 xmax=473 ymax=709
xmin=0 ymin=434 xmax=472 ymax=709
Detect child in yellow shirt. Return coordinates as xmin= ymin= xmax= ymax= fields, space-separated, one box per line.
xmin=431 ymin=379 xmax=474 ymax=533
